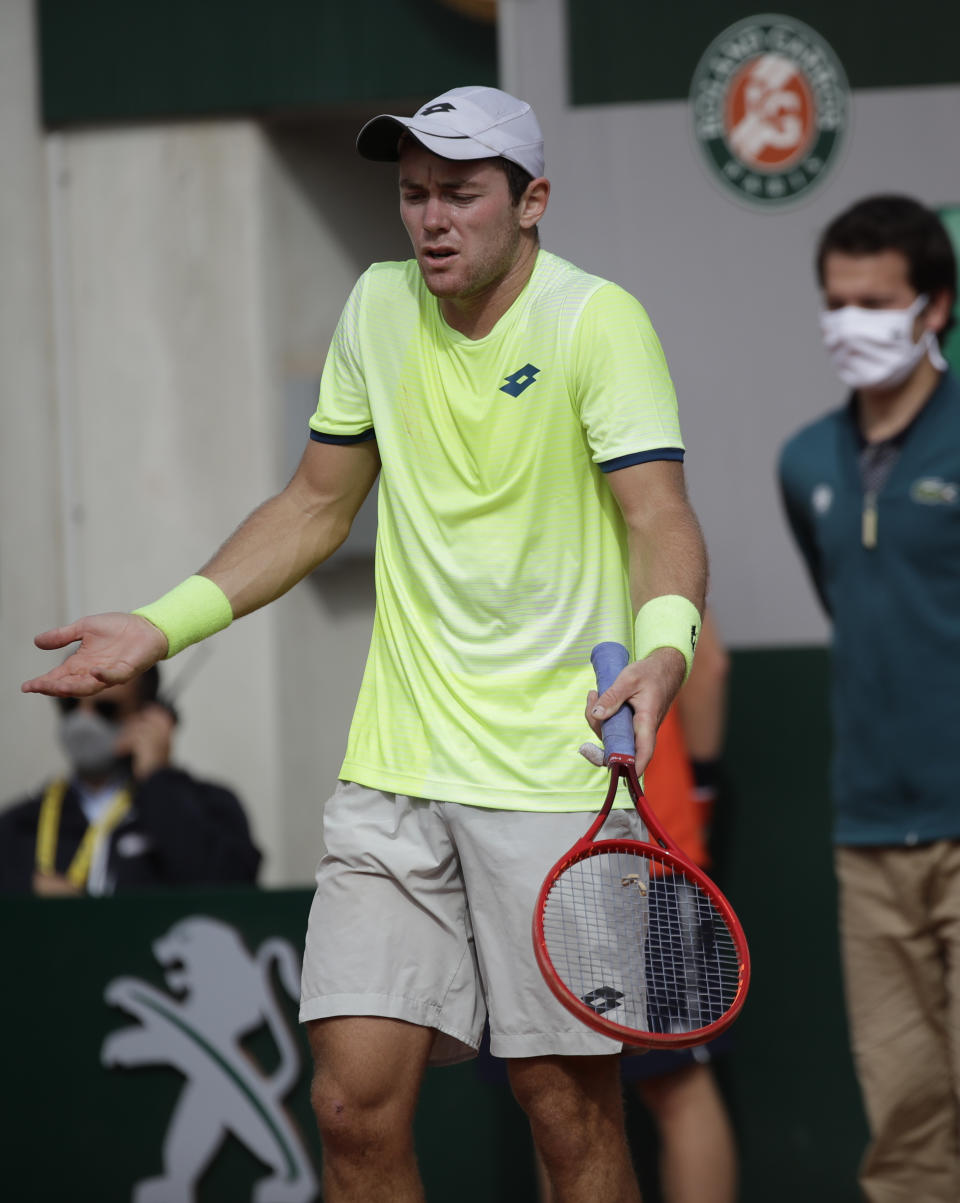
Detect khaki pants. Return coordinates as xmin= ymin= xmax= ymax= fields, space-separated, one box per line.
xmin=836 ymin=842 xmax=960 ymax=1203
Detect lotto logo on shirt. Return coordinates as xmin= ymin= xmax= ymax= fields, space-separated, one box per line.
xmin=500 ymin=363 xmax=541 ymax=397
xmin=690 ymin=14 xmax=848 ymax=208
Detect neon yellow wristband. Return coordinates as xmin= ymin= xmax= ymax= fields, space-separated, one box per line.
xmin=633 ymin=595 xmax=702 ymax=682
xmin=132 ymin=575 xmax=233 ymax=659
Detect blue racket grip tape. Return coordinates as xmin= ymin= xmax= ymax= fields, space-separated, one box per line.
xmin=590 ymin=642 xmax=635 ymax=759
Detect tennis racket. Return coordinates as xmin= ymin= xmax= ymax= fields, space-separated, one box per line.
xmin=532 ymin=641 xmax=750 ymax=1048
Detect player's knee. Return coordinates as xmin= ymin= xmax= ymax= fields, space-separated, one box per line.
xmin=510 ymin=1056 xmax=616 ymax=1112
xmin=526 ymin=1101 xmax=600 ymax=1185
xmin=509 ymin=1063 xmax=606 ymax=1159
xmin=310 ymin=1070 xmax=409 ymax=1162
xmin=310 ymin=1088 xmax=380 ymax=1160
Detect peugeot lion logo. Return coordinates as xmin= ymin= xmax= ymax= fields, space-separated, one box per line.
xmin=101 ymin=916 xmax=318 ymax=1203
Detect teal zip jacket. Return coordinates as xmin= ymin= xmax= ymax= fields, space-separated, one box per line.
xmin=779 ymin=371 xmax=960 ymax=846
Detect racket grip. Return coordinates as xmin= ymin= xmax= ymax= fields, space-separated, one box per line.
xmin=590 ymin=642 xmax=635 ymax=759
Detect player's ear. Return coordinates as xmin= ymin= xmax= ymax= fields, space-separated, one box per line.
xmin=518 ymin=177 xmax=550 ymax=230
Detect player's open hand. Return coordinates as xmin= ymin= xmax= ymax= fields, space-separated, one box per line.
xmin=21 ymin=612 xmax=168 ymax=697
xmin=584 ymin=646 xmax=686 ymax=774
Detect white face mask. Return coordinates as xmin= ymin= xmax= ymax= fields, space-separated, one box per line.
xmin=58 ymin=709 xmax=121 ymax=777
xmin=819 ymin=294 xmax=948 ymax=391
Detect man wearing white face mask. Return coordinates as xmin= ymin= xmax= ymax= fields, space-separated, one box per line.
xmin=0 ymin=666 xmax=261 ymax=895
xmin=779 ymin=194 xmax=959 ymax=1203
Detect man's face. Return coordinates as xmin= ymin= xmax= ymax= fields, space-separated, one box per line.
xmin=56 ymin=677 xmax=149 ymax=781
xmin=821 ymin=248 xmax=918 ymax=314
xmin=398 ymin=141 xmax=525 ymax=302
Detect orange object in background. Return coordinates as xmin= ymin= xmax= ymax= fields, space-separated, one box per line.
xmin=643 ymin=705 xmax=711 ymax=869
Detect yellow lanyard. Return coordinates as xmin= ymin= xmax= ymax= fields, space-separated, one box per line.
xmin=35 ymin=779 xmax=132 ymax=889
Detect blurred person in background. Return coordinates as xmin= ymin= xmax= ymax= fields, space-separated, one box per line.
xmin=0 ymin=665 xmax=261 ymax=894
xmin=779 ymin=195 xmax=959 ymax=1202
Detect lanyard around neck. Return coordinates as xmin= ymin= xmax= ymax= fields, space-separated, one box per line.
xmin=35 ymin=779 xmax=132 ymax=889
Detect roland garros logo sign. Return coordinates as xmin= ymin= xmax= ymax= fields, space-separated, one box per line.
xmin=691 ymin=13 xmax=849 ymax=208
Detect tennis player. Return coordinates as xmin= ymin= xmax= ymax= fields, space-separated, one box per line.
xmin=23 ymin=86 xmax=707 ymax=1202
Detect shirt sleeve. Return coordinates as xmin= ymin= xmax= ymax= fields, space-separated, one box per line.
xmin=569 ymin=283 xmax=685 ymax=470
xmin=309 ymin=273 xmax=375 ymax=444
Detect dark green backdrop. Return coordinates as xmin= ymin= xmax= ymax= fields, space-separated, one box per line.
xmin=566 ymin=0 xmax=960 ymax=105
xmin=38 ymin=0 xmax=960 ymax=128
xmin=37 ymin=0 xmax=497 ymax=127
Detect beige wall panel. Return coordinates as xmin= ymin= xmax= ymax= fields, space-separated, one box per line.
xmin=1 ymin=0 xmax=63 ymax=803
xmin=258 ymin=120 xmax=408 ymax=883
xmin=31 ymin=122 xmax=284 ymax=875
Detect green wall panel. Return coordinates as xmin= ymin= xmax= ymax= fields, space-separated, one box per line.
xmin=567 ymin=1 xmax=960 ymax=105
xmin=942 ymin=207 xmax=960 ymax=372
xmin=38 ymin=0 xmax=497 ymax=128
xmin=717 ymin=645 xmax=866 ymax=1201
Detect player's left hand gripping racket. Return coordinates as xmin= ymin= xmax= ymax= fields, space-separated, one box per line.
xmin=532 ymin=641 xmax=750 ymax=1048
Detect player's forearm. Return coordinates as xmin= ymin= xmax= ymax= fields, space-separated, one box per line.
xmin=625 ymin=500 xmax=708 ymax=617
xmin=124 ymin=440 xmax=377 ymax=662
xmin=606 ymin=460 xmax=707 ymax=619
xmin=197 ymin=438 xmax=378 ymax=620
xmin=199 ymin=488 xmax=352 ymax=619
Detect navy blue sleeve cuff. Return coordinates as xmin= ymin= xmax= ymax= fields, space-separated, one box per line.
xmin=599 ymin=447 xmax=685 ymax=473
xmin=309 ymin=428 xmax=376 ymax=445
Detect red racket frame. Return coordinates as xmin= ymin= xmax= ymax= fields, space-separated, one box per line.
xmin=532 ymin=751 xmax=751 ymax=1048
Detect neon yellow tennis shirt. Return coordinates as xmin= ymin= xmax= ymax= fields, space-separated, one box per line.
xmin=310 ymin=250 xmax=684 ymax=810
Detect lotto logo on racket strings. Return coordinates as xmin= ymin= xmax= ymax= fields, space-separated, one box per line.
xmin=690 ymin=13 xmax=849 ymax=208
xmin=500 ymin=362 xmax=541 ymax=397
xmin=583 ymin=986 xmax=625 ymax=1015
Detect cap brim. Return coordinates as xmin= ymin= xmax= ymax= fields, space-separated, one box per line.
xmin=357 ymin=114 xmax=511 ymax=165
xmin=356 ymin=115 xmax=409 ymax=162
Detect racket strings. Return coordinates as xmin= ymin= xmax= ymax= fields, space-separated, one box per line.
xmin=541 ymin=848 xmax=741 ymax=1039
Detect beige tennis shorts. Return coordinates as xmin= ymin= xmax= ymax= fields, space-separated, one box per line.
xmin=299 ymin=781 xmax=646 ymax=1063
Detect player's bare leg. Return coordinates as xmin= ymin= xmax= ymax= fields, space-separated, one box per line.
xmin=637 ymin=1063 xmax=737 ymax=1203
xmin=509 ymin=1053 xmax=642 ymax=1203
xmin=307 ymin=1016 xmax=434 ymax=1203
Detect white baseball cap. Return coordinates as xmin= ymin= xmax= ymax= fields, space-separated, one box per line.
xmin=357 ymin=85 xmax=545 ymax=178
